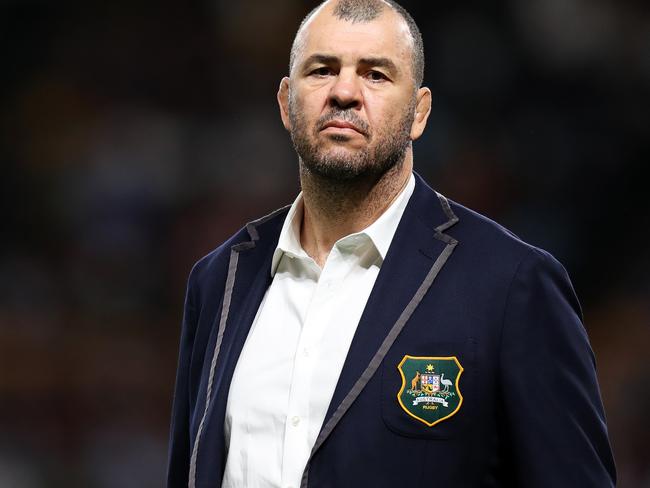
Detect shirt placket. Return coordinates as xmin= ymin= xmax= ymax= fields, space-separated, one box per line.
xmin=279 ymin=250 xmax=342 ymax=488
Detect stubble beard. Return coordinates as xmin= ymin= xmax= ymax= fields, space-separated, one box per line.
xmin=288 ymin=96 xmax=415 ymax=182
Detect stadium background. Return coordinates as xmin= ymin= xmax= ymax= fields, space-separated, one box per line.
xmin=1 ymin=0 xmax=648 ymax=486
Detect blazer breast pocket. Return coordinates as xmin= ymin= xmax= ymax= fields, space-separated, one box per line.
xmin=380 ymin=339 xmax=476 ymax=439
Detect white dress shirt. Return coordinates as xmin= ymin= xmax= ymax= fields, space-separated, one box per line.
xmin=222 ymin=174 xmax=415 ymax=488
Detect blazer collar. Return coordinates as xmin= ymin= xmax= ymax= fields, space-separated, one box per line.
xmin=239 ymin=172 xmax=455 ymax=255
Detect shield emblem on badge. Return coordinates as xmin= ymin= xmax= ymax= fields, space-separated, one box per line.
xmin=420 ymin=373 xmax=440 ymax=394
xmin=396 ymin=355 xmax=464 ymax=427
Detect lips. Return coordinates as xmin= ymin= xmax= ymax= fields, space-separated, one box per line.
xmin=321 ymin=120 xmax=365 ymax=135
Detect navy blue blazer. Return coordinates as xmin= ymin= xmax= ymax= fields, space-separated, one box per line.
xmin=168 ymin=174 xmax=616 ymax=487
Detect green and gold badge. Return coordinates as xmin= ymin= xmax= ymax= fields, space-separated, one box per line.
xmin=396 ymin=355 xmax=464 ymax=427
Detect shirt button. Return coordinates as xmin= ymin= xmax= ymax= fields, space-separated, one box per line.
xmin=291 ymin=416 xmax=300 ymax=426
xmin=302 ymin=348 xmax=309 ymax=357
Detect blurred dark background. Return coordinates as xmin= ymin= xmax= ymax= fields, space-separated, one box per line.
xmin=1 ymin=0 xmax=648 ymax=486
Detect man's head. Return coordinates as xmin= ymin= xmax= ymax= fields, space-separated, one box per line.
xmin=290 ymin=0 xmax=425 ymax=89
xmin=278 ymin=0 xmax=432 ymax=182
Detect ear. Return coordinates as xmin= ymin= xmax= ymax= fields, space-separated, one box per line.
xmin=410 ymin=87 xmax=432 ymax=141
xmin=277 ymin=77 xmax=291 ymax=131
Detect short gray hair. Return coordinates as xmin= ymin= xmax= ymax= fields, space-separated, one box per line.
xmin=289 ymin=0 xmax=425 ymax=87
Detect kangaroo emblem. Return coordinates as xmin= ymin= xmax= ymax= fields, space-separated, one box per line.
xmin=411 ymin=371 xmax=421 ymax=391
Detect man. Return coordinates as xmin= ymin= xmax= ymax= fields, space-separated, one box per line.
xmin=167 ymin=1 xmax=616 ymax=487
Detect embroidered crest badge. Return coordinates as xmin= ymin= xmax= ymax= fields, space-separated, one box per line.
xmin=396 ymin=355 xmax=464 ymax=427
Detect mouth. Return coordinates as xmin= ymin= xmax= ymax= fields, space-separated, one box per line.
xmin=321 ymin=120 xmax=365 ymax=136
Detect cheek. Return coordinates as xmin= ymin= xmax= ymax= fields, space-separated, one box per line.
xmin=296 ymin=84 xmax=330 ymax=112
xmin=292 ymin=96 xmax=324 ymax=130
xmin=362 ymin=93 xmax=388 ymax=125
xmin=364 ymin=95 xmax=405 ymax=133
xmin=366 ymin=91 xmax=415 ymax=127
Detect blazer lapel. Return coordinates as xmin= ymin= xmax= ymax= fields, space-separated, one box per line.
xmin=189 ymin=207 xmax=287 ymax=488
xmin=302 ymin=175 xmax=460 ymax=486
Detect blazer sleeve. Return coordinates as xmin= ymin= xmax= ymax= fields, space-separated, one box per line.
xmin=499 ymin=248 xmax=616 ymax=487
xmin=167 ymin=276 xmax=199 ymax=488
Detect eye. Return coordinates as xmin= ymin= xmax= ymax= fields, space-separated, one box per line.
xmin=310 ymin=66 xmax=333 ymax=77
xmin=366 ymin=70 xmax=388 ymax=82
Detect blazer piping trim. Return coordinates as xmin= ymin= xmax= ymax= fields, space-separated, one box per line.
xmin=244 ymin=205 xmax=292 ymax=244
xmin=188 ymin=205 xmax=288 ymax=487
xmin=434 ymin=191 xmax=459 ymax=233
xmin=188 ymin=249 xmax=239 ymax=488
xmin=301 ymin=192 xmax=459 ymax=488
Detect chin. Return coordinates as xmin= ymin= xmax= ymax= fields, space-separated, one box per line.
xmin=305 ymin=163 xmax=366 ymax=181
xmin=303 ymin=154 xmax=383 ymax=182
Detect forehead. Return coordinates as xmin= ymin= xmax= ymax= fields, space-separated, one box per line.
xmin=296 ymin=6 xmax=413 ymax=69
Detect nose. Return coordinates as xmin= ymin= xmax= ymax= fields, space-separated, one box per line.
xmin=328 ymin=70 xmax=362 ymax=110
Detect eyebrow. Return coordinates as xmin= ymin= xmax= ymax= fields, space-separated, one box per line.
xmin=358 ymin=57 xmax=400 ymax=75
xmin=302 ymin=54 xmax=339 ymax=68
xmin=301 ymin=54 xmax=400 ymax=75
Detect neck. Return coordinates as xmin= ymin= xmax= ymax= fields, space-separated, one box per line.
xmin=299 ymin=149 xmax=413 ymax=267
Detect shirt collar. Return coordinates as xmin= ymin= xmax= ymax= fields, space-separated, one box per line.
xmin=271 ymin=173 xmax=415 ymax=276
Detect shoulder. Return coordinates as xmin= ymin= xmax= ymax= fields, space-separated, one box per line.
xmin=449 ymin=200 xmax=534 ymax=256
xmin=436 ymin=198 xmax=578 ymax=317
xmin=411 ymin=175 xmax=552 ymax=272
xmin=446 ymin=198 xmax=567 ymax=273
